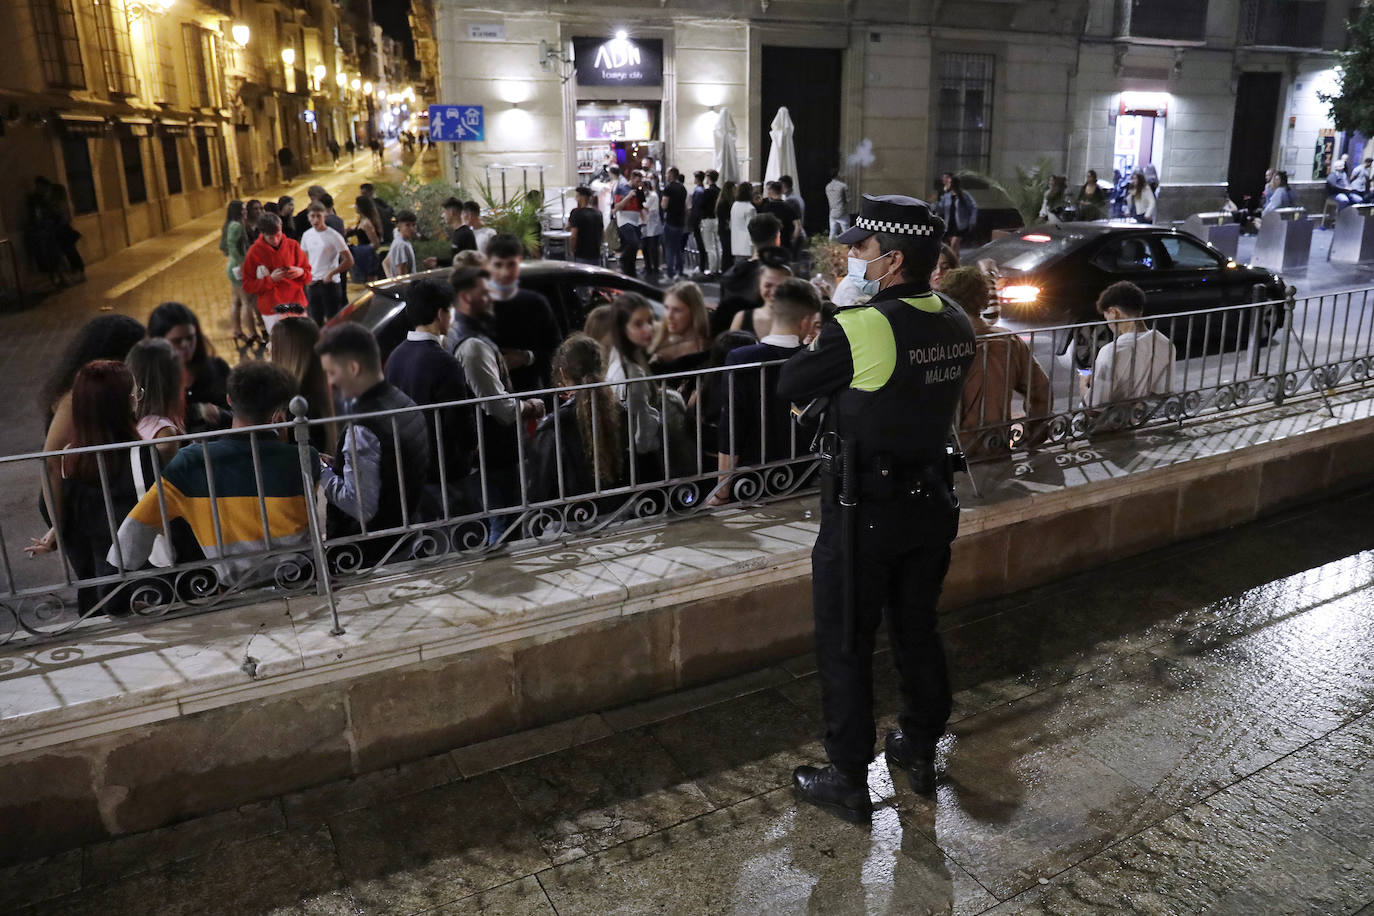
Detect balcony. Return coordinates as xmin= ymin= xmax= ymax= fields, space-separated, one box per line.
xmin=1118 ymin=0 xmax=1208 ymax=43
xmin=1239 ymin=0 xmax=1327 ymax=48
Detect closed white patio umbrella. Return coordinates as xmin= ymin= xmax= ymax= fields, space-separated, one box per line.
xmin=714 ymin=108 xmax=741 ymax=184
xmin=764 ymin=106 xmax=798 ymax=183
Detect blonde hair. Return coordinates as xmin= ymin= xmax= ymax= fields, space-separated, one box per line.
xmin=651 ymin=281 xmax=710 ymax=354
xmin=582 ymin=304 xmax=616 ymax=352
xmin=452 ymin=249 xmax=486 ymax=271
xmin=553 ymin=335 xmax=625 ymax=486
xmin=268 ymin=318 xmax=337 ymax=453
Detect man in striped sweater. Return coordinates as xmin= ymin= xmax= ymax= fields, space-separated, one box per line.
xmin=109 ymin=362 xmax=317 ymax=583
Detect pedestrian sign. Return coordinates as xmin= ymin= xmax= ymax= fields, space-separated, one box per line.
xmin=429 ymin=105 xmax=484 ymax=143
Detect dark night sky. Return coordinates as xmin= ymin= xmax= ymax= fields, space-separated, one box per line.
xmin=373 ymin=1 xmax=415 ymax=59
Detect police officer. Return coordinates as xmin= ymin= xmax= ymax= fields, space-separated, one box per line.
xmin=778 ymin=194 xmax=975 ymax=821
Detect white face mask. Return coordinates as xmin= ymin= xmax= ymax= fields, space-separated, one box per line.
xmin=846 ymin=250 xmax=896 ymax=297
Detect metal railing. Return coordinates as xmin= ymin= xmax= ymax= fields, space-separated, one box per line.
xmin=2 ymin=285 xmax=1372 ymax=649
xmin=959 ymin=286 xmax=1370 ymax=455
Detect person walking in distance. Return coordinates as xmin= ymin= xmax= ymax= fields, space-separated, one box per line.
xmin=937 ymin=173 xmax=978 ymax=256
xmin=779 ymin=194 xmax=975 ymax=821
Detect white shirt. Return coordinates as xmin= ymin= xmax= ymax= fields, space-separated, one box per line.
xmin=406 ymin=330 xmax=444 ymax=345
xmin=384 ymin=235 xmax=416 ymax=278
xmin=729 ymin=202 xmax=756 ymax=256
xmin=825 ymin=179 xmax=848 ymax=218
xmin=300 ymin=226 xmax=349 ymax=283
xmin=1087 ymin=329 xmax=1175 ymax=407
xmin=759 ymin=333 xmax=800 ymax=348
xmin=643 ymin=191 xmax=662 ymax=236
xmin=472 ymin=226 xmax=495 ymax=254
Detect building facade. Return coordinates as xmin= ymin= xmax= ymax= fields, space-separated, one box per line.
xmin=433 ymin=0 xmax=1354 ymax=228
xmin=0 ymin=0 xmax=381 ymax=292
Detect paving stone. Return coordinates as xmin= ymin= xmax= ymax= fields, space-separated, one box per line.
xmin=499 ymin=729 xmax=714 ymax=864
xmin=647 ymin=689 xmax=827 ymax=807
xmin=424 ymin=876 xmax=557 ymax=914
xmin=0 ymin=849 xmax=81 ymax=911
xmin=83 ymin=799 xmax=286 ymax=886
xmin=25 ymin=825 xmax=356 ymax=915
xmin=539 ymin=787 xmax=999 ymax=916
xmin=283 ymin=751 xmax=459 ymax=828
xmin=328 ymin=773 xmax=551 ymax=914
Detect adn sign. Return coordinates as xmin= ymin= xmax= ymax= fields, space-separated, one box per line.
xmin=572 ymin=36 xmax=663 ymax=87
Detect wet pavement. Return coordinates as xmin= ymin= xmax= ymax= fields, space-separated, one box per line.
xmin=4 ymin=487 xmax=1373 ymax=914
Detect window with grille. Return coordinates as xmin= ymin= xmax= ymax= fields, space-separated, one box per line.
xmin=144 ymin=19 xmax=174 ymax=104
xmin=120 ymin=135 xmax=147 ymax=203
xmin=1126 ymin=0 xmax=1208 ymax=41
xmin=92 ymin=0 xmax=137 ymax=96
xmin=161 ymin=136 xmax=182 ymax=195
xmin=32 ymin=0 xmax=85 ymax=90
xmin=61 ymin=137 xmax=98 ymax=214
xmin=182 ymin=25 xmax=223 ymax=109
xmin=1240 ymin=0 xmax=1325 ymax=47
xmin=196 ymin=134 xmax=213 ymax=186
xmin=936 ymin=53 xmax=995 ymax=175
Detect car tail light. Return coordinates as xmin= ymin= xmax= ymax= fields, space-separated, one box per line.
xmin=998 ymin=284 xmax=1041 ymax=304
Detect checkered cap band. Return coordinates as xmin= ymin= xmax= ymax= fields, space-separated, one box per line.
xmin=855 ymin=215 xmax=937 ymax=236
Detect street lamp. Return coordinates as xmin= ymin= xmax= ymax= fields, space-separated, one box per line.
xmin=231 ymin=23 xmax=250 ymax=47
xmin=350 ymin=78 xmax=361 ymax=91
xmin=336 ymin=72 xmax=347 ymax=89
xmin=363 ymin=80 xmax=373 ymax=94
xmin=281 ymin=47 xmax=296 ymax=67
xmin=314 ymin=64 xmax=327 ymax=86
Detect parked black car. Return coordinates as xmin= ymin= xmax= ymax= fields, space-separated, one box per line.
xmin=330 ymin=262 xmax=665 ymax=361
xmin=974 ymin=222 xmax=1286 ymax=360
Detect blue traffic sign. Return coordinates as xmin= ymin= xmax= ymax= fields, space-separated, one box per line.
xmin=429 ymin=105 xmax=484 ymax=142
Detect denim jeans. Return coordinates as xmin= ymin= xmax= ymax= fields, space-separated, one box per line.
xmin=663 ymin=224 xmax=686 ymax=277
xmin=617 ymin=223 xmax=642 ymax=276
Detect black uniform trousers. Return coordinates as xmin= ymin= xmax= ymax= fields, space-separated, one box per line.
xmin=811 ymin=497 xmax=954 ymax=773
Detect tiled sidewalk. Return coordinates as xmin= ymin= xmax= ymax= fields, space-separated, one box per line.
xmin=4 ymin=489 xmax=1373 ymax=914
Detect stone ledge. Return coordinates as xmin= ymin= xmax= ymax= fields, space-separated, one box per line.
xmin=2 ymin=391 xmax=1373 ymax=863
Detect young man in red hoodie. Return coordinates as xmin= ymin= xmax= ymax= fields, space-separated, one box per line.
xmin=241 ymin=212 xmax=311 ymax=332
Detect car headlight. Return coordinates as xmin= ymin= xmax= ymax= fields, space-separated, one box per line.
xmin=998 ymin=284 xmax=1041 ymax=304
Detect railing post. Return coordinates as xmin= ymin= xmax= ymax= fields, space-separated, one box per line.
xmin=1247 ymin=284 xmax=1267 ymax=380
xmin=1273 ymin=286 xmax=1297 ymax=406
xmin=292 ymin=396 xmax=342 ymax=636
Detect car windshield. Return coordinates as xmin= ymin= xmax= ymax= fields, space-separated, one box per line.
xmin=977 ymin=233 xmax=1084 ymax=273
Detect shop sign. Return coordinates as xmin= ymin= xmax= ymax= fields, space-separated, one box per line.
xmin=467 ymin=23 xmax=505 ymax=41
xmin=573 ymin=36 xmax=662 ymax=87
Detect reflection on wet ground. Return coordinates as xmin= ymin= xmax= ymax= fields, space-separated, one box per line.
xmin=6 ymin=490 xmax=1374 ymax=914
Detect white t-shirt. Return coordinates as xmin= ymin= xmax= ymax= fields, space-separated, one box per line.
xmin=730 ymin=202 xmax=756 ymax=257
xmin=472 ymin=226 xmax=496 ymax=254
xmin=643 ymin=191 xmax=662 ymax=236
xmin=1087 ymin=329 xmax=1175 ymax=407
xmin=384 ymin=235 xmax=416 ymax=278
xmin=300 ymin=227 xmax=349 ymax=283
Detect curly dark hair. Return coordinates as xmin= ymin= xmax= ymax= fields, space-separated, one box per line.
xmin=41 ymin=314 xmax=145 ymax=417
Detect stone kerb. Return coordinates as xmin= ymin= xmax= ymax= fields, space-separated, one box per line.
xmin=1 ymin=393 xmax=1373 ymax=863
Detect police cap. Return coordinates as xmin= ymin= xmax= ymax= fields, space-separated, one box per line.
xmin=837 ymin=194 xmax=944 ymax=246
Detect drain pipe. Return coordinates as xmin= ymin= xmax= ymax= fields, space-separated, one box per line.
xmin=1064 ymin=2 xmax=1092 ymax=173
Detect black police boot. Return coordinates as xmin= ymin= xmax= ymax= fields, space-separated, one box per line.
xmin=792 ymin=764 xmax=873 ymax=822
xmin=884 ymin=730 xmax=937 ymax=796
